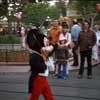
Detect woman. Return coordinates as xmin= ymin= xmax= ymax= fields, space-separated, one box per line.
xmin=92 ymin=25 xmax=100 ymax=62
xmin=55 ymin=22 xmax=71 ymax=79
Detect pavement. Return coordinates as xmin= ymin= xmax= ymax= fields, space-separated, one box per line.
xmin=0 ymin=58 xmax=99 ymax=73
xmin=0 ymin=65 xmax=100 ymax=100
xmin=0 ymin=53 xmax=100 ymax=100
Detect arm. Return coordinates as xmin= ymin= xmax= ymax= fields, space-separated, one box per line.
xmin=65 ymin=33 xmax=71 ymax=46
xmin=71 ymin=27 xmax=75 ymax=41
xmin=78 ymin=33 xmax=81 ymax=46
xmin=92 ymin=31 xmax=97 ymax=46
xmin=44 ymin=37 xmax=49 ymax=46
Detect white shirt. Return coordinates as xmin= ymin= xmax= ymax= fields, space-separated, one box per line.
xmin=96 ymin=31 xmax=100 ymax=46
xmin=58 ymin=32 xmax=72 ymax=46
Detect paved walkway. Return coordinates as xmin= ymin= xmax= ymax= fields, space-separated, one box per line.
xmin=0 ymin=66 xmax=100 ymax=100
xmin=0 ymin=59 xmax=99 ymax=73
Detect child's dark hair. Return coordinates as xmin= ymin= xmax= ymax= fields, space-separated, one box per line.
xmin=62 ymin=22 xmax=68 ymax=28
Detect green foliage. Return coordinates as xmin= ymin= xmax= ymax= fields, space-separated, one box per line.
xmin=56 ymin=0 xmax=67 ymax=17
xmin=28 ymin=0 xmax=48 ymax=3
xmin=0 ymin=36 xmax=21 ymax=44
xmin=22 ymin=2 xmax=59 ymax=24
xmin=74 ymin=0 xmax=100 ymax=20
xmin=28 ymin=0 xmax=36 ymax=3
xmin=0 ymin=0 xmax=8 ymax=16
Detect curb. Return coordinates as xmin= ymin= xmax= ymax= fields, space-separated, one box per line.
xmin=0 ymin=62 xmax=29 ymax=66
xmin=0 ymin=61 xmax=99 ymax=73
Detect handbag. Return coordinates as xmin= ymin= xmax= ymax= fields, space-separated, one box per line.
xmin=45 ymin=57 xmax=55 ymax=71
xmin=69 ymin=41 xmax=76 ymax=49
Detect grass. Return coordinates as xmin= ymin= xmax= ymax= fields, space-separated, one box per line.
xmin=0 ymin=35 xmax=21 ymax=44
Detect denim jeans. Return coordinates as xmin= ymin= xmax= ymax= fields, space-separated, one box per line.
xmin=57 ymin=63 xmax=67 ymax=79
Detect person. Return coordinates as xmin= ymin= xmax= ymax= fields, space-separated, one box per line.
xmin=92 ymin=25 xmax=100 ymax=62
xmin=78 ymin=21 xmax=96 ymax=79
xmin=26 ymin=28 xmax=56 ymax=100
xmin=48 ymin=18 xmax=62 ymax=76
xmin=95 ymin=25 xmax=100 ymax=63
xmin=71 ymin=19 xmax=82 ymax=66
xmin=48 ymin=18 xmax=62 ymax=45
xmin=55 ymin=22 xmax=71 ymax=79
xmin=20 ymin=25 xmax=26 ymax=48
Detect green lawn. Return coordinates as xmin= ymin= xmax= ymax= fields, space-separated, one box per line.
xmin=0 ymin=36 xmax=21 ymax=44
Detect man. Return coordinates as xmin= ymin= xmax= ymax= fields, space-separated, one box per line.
xmin=48 ymin=18 xmax=62 ymax=76
xmin=71 ymin=19 xmax=82 ymax=66
xmin=78 ymin=21 xmax=96 ymax=79
xmin=48 ymin=18 xmax=62 ymax=44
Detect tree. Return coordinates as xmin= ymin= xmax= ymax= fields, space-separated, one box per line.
xmin=22 ymin=2 xmax=60 ymax=24
xmin=56 ymin=0 xmax=67 ymax=17
xmin=74 ymin=0 xmax=100 ymax=27
xmin=28 ymin=0 xmax=36 ymax=3
xmin=0 ymin=0 xmax=8 ymax=16
xmin=6 ymin=0 xmax=24 ymax=36
xmin=28 ymin=0 xmax=47 ymax=3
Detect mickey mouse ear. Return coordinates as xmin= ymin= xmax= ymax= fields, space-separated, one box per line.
xmin=32 ymin=26 xmax=37 ymax=29
xmin=29 ymin=28 xmax=39 ymax=35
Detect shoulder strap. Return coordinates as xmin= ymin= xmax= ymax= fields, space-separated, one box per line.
xmin=31 ymin=49 xmax=42 ymax=56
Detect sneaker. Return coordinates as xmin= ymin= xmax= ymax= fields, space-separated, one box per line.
xmin=63 ymin=77 xmax=67 ymax=80
xmin=87 ymin=75 xmax=92 ymax=79
xmin=57 ymin=75 xmax=62 ymax=79
xmin=77 ymin=74 xmax=83 ymax=79
xmin=71 ymin=64 xmax=78 ymax=67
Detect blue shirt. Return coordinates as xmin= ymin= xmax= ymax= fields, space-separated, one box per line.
xmin=71 ymin=24 xmax=81 ymax=41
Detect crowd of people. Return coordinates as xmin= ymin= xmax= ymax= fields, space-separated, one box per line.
xmin=22 ymin=17 xmax=100 ymax=100
xmin=47 ymin=18 xmax=99 ymax=79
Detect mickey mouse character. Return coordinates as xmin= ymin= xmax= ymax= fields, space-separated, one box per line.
xmin=26 ymin=27 xmax=57 ymax=100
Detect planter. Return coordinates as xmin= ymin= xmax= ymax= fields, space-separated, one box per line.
xmin=0 ymin=53 xmax=6 ymax=62
xmin=0 ymin=51 xmax=29 ymax=62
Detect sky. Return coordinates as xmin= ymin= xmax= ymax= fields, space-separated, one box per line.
xmin=48 ymin=0 xmax=69 ymax=6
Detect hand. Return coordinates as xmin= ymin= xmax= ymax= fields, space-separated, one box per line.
xmin=42 ymin=54 xmax=47 ymax=61
xmin=60 ymin=44 xmax=65 ymax=48
xmin=41 ymin=47 xmax=46 ymax=53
